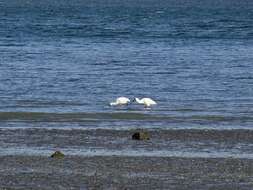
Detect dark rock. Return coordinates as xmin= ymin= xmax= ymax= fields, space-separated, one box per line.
xmin=132 ymin=131 xmax=150 ymax=140
xmin=50 ymin=151 xmax=65 ymax=159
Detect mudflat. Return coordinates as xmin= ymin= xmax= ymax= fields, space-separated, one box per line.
xmin=1 ymin=128 xmax=253 ymax=189
xmin=0 ymin=155 xmax=253 ymax=189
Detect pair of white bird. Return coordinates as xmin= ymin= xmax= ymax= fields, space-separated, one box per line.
xmin=110 ymin=97 xmax=157 ymax=107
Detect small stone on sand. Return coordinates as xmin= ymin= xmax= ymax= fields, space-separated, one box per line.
xmin=50 ymin=151 xmax=65 ymax=159
xmin=132 ymin=132 xmax=150 ymax=140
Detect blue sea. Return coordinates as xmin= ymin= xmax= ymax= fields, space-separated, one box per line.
xmin=0 ymin=0 xmax=253 ymax=157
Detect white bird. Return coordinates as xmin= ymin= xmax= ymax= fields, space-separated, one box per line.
xmin=110 ymin=97 xmax=130 ymax=106
xmin=134 ymin=98 xmax=157 ymax=107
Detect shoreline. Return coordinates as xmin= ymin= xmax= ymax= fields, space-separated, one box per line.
xmin=1 ymin=128 xmax=253 ymax=189
xmin=1 ymin=128 xmax=253 ymax=158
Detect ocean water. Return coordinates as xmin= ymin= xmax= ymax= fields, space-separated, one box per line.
xmin=1 ymin=0 xmax=253 ymax=128
xmin=1 ymin=0 xmax=253 ymax=158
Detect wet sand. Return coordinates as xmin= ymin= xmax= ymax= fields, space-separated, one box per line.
xmin=1 ymin=155 xmax=253 ymax=189
xmin=1 ymin=128 xmax=253 ymax=189
xmin=1 ymin=128 xmax=253 ymax=157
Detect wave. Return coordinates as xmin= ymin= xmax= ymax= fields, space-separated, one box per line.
xmin=0 ymin=111 xmax=253 ymax=123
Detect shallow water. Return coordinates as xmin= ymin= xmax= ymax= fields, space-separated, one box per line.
xmin=1 ymin=0 xmax=253 ymax=157
xmin=1 ymin=128 xmax=253 ymax=159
